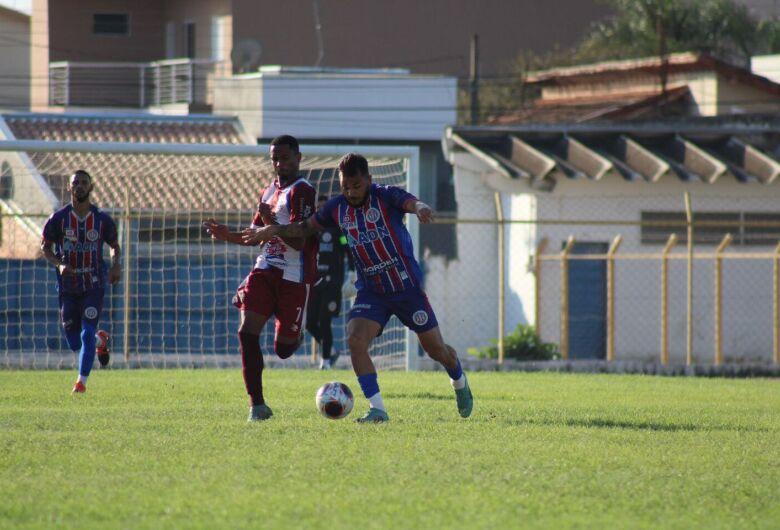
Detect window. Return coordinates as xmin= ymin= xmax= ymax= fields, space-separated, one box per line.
xmin=641 ymin=211 xmax=780 ymax=246
xmin=0 ymin=162 xmax=12 ymax=200
xmin=184 ymin=22 xmax=196 ymax=58
xmin=93 ymin=14 xmax=130 ymax=36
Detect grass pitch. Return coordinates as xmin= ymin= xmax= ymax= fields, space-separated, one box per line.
xmin=1 ymin=369 xmax=779 ymax=529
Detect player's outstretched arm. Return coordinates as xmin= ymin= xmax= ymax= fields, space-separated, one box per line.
xmin=203 ymin=218 xmax=256 ymax=246
xmin=403 ymin=199 xmax=435 ymax=224
xmin=242 ymin=218 xmax=318 ymax=246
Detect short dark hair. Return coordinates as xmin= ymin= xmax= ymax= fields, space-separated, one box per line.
xmin=270 ymin=135 xmax=300 ymax=154
xmin=338 ymin=153 xmax=369 ymax=177
xmin=71 ymin=169 xmax=92 ymax=182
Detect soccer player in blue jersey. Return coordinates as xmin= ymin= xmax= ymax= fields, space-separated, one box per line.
xmin=41 ymin=170 xmax=121 ymax=394
xmin=242 ymin=153 xmax=473 ymax=423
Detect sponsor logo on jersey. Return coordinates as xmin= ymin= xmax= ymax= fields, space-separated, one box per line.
xmin=365 ymin=208 xmax=381 ymax=223
xmin=412 ymin=310 xmax=429 ymax=326
xmin=352 ymin=304 xmax=371 ymax=310
xmin=63 ymin=241 xmax=98 ymax=252
xmin=363 ymin=256 xmax=400 ymax=276
xmin=64 ymin=229 xmax=76 ymax=241
xmin=84 ymin=306 xmax=98 ymax=319
xmin=86 ymin=229 xmax=99 ymax=241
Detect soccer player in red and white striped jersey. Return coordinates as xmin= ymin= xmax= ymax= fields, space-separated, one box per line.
xmin=204 ymin=135 xmax=317 ymax=421
xmin=242 ymin=153 xmax=473 ymax=423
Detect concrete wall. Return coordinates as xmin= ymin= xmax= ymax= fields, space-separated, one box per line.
xmin=441 ymin=153 xmax=780 ymax=362
xmin=231 ymin=0 xmax=612 ymax=77
xmin=0 ymin=7 xmax=30 ymax=111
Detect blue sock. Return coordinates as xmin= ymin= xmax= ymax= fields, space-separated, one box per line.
xmin=65 ymin=329 xmax=81 ymax=352
xmin=446 ymin=359 xmax=463 ymax=381
xmin=357 ymin=373 xmax=380 ymax=399
xmin=78 ymin=324 xmax=97 ymax=378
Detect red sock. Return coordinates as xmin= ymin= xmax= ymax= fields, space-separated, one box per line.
xmin=239 ymin=331 xmax=264 ymax=406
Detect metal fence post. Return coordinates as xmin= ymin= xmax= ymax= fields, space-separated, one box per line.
xmin=685 ymin=192 xmax=694 ymax=366
xmin=560 ymin=236 xmax=575 ymax=360
xmin=494 ymin=192 xmax=505 ymax=364
xmin=122 ymin=188 xmax=131 ymax=362
xmin=660 ymin=234 xmax=677 ymax=365
xmin=534 ymin=237 xmax=549 ymax=339
xmin=714 ymin=234 xmax=732 ymax=365
xmin=606 ymin=235 xmax=623 ymax=361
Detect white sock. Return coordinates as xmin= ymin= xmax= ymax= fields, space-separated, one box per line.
xmin=368 ymin=393 xmax=386 ymax=412
xmin=450 ymin=374 xmax=466 ymax=390
xmin=77 ymin=375 xmax=88 ymax=385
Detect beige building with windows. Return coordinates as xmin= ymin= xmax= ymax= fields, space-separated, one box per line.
xmin=0 ymin=4 xmax=30 ymax=111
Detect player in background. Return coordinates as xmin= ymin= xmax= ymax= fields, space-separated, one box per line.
xmin=203 ymin=135 xmax=317 ymax=422
xmin=41 ymin=170 xmax=121 ymax=394
xmin=242 ymin=153 xmax=473 ymax=423
xmin=307 ymin=195 xmax=355 ymax=369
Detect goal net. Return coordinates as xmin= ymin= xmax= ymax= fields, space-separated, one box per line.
xmin=0 ymin=140 xmax=419 ymax=371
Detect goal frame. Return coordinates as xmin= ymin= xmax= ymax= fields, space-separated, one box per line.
xmin=0 ymin=139 xmax=421 ymax=370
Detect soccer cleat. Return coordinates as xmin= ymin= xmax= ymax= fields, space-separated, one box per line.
xmin=72 ymin=381 xmax=86 ymax=394
xmin=355 ymin=407 xmax=389 ymax=423
xmin=319 ymin=358 xmax=331 ymax=370
xmin=454 ymin=376 xmax=473 ymax=418
xmin=248 ymin=403 xmax=273 ymax=421
xmin=96 ymin=330 xmax=110 ymax=367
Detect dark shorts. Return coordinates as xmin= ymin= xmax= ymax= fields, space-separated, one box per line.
xmin=348 ymin=285 xmax=438 ymax=335
xmin=59 ymin=288 xmax=105 ymax=333
xmin=233 ymin=267 xmax=311 ymax=341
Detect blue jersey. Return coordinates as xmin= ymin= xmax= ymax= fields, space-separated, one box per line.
xmin=42 ymin=204 xmax=119 ymax=294
xmin=313 ymin=184 xmax=422 ymax=294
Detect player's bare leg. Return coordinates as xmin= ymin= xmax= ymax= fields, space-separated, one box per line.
xmin=417 ymin=326 xmax=473 ymax=418
xmin=239 ymin=310 xmax=273 ymax=421
xmin=348 ymin=317 xmax=389 ymax=423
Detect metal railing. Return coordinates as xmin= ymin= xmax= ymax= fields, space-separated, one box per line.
xmin=49 ymin=58 xmax=224 ymax=108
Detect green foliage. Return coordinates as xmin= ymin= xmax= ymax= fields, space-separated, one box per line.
xmin=573 ymin=0 xmax=780 ymax=67
xmin=468 ymin=323 xmax=560 ymax=361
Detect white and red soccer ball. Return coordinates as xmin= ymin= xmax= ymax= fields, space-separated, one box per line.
xmin=315 ymin=381 xmax=354 ymax=420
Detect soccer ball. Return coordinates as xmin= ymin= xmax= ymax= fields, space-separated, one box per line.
xmin=315 ymin=381 xmax=354 ymax=420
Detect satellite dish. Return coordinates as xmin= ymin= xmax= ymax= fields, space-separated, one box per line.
xmin=231 ymin=39 xmax=263 ymax=73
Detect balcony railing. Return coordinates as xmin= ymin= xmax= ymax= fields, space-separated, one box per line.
xmin=49 ymin=58 xmax=225 ymax=109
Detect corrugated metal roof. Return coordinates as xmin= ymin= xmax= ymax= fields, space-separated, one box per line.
xmin=445 ymin=119 xmax=780 ymax=190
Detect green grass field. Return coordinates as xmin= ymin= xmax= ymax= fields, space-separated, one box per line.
xmin=1 ymin=369 xmax=779 ymax=529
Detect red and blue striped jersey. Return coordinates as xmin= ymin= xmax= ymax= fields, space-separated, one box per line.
xmin=42 ymin=204 xmax=119 ymax=293
xmin=312 ymin=184 xmax=422 ymax=294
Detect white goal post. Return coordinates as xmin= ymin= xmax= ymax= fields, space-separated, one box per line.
xmin=0 ymin=139 xmax=421 ymax=371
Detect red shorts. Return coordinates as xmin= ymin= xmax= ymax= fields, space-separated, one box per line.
xmin=233 ymin=267 xmax=311 ymax=340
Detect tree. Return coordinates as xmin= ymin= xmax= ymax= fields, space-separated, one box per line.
xmin=572 ymin=0 xmax=779 ymax=68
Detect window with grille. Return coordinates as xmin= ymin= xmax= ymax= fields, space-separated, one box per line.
xmin=93 ymin=14 xmax=130 ymax=36
xmin=641 ymin=211 xmax=780 ymax=246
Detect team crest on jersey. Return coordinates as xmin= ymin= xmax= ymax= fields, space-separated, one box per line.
xmin=412 ymin=310 xmax=429 ymax=326
xmin=328 ymin=301 xmax=337 ymax=312
xmin=365 ymin=208 xmax=381 ymax=223
xmin=322 ymin=231 xmax=332 ymax=242
xmin=84 ymin=306 xmax=98 ymax=319
xmin=86 ymin=229 xmax=99 ymax=241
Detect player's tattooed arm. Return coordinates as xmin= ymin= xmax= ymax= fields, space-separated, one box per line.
xmin=241 ymin=218 xmax=319 ymax=246
xmin=403 ymin=199 xmax=435 ymax=224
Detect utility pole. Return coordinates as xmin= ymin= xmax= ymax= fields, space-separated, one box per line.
xmin=469 ymin=34 xmax=480 ymax=125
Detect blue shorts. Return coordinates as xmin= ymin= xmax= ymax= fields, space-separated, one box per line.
xmin=59 ymin=288 xmax=104 ymax=334
xmin=348 ymin=286 xmax=438 ymax=335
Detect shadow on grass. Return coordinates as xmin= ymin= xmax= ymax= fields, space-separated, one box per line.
xmin=385 ymin=392 xmax=452 ymax=401
xmin=500 ymin=416 xmax=767 ymax=433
